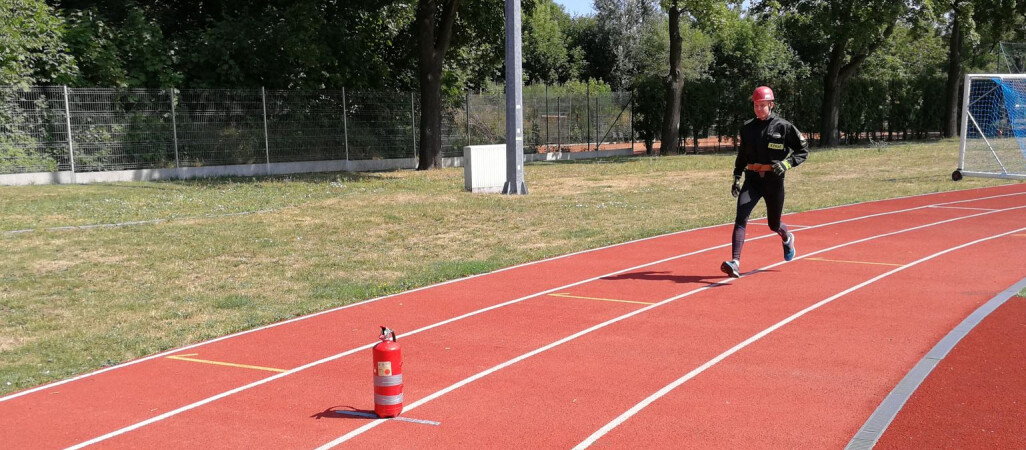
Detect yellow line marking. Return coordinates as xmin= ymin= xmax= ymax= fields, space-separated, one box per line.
xmin=166 ymin=354 xmax=287 ymax=373
xmin=806 ymin=257 xmax=903 ymax=267
xmin=549 ymin=293 xmax=655 ymax=305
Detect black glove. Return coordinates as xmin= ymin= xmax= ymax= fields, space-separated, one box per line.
xmin=772 ymin=159 xmax=791 ymax=176
xmin=731 ymin=175 xmax=742 ymax=198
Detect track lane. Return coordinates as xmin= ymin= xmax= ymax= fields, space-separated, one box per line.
xmin=2 ymin=184 xmax=1024 ymax=448
xmin=874 ymin=296 xmax=1026 ymax=449
xmin=293 ymin=202 xmax=1021 ymax=448
xmin=331 ymin=205 xmax=1026 ymax=448
xmin=68 ymin=189 xmax=1026 ymax=448
xmin=1 ymin=223 xmax=740 ymax=448
xmin=579 ymin=214 xmax=1026 ymax=448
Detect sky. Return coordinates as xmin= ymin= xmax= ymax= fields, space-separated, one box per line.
xmin=553 ymin=0 xmax=595 ymax=16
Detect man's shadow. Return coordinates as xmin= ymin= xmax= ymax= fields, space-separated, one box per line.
xmin=601 ymin=271 xmax=728 ymax=285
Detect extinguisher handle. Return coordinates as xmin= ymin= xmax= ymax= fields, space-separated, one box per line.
xmin=379 ymin=326 xmax=397 ymax=342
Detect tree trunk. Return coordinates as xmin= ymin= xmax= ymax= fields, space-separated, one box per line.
xmin=659 ymin=4 xmax=683 ymax=156
xmin=942 ymin=1 xmax=963 ymax=138
xmin=819 ymin=21 xmax=896 ymax=148
xmin=418 ymin=72 xmax=443 ymax=169
xmin=415 ymin=0 xmax=459 ymax=170
xmin=820 ymin=43 xmax=846 ymax=147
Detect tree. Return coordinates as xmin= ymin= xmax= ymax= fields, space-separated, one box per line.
xmin=595 ymin=0 xmax=659 ymax=90
xmin=706 ymin=12 xmax=802 ymax=150
xmin=565 ymin=15 xmax=611 ymax=83
xmin=940 ymin=0 xmax=1026 ymax=137
xmin=523 ymin=0 xmax=577 ymax=83
xmin=0 ymin=0 xmax=76 ymax=87
xmin=766 ymin=0 xmax=936 ymax=147
xmin=414 ymin=0 xmax=509 ymax=169
xmin=656 ymin=0 xmax=721 ymax=155
xmin=63 ymin=4 xmax=179 ymax=88
xmin=415 ymin=0 xmax=460 ymax=170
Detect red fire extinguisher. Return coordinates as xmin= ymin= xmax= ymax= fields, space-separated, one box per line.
xmin=372 ymin=326 xmax=403 ymax=418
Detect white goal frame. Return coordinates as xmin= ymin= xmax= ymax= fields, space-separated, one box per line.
xmin=955 ymin=73 xmax=1026 ymax=181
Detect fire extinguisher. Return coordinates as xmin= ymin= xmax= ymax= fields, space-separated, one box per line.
xmin=372 ymin=326 xmax=403 ymax=418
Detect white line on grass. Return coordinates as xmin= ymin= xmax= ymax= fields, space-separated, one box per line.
xmin=2 ymin=209 xmax=275 ymax=235
xmin=573 ymin=224 xmax=1026 ymax=449
xmin=315 ymin=204 xmax=1026 ymax=448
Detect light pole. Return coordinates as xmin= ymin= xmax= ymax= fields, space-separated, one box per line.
xmin=502 ymin=0 xmax=528 ymax=195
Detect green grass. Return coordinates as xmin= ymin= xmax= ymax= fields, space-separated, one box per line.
xmin=0 ymin=139 xmax=1019 ymax=395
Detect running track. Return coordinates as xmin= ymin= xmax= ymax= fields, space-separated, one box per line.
xmin=2 ymin=184 xmax=1025 ymax=449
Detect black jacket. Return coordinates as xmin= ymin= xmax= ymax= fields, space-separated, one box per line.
xmin=733 ymin=114 xmax=809 ymax=178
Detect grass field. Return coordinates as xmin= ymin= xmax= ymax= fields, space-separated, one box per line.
xmin=0 ymin=139 xmax=1019 ymax=395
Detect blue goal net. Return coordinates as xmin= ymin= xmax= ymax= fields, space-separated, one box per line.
xmin=957 ymin=74 xmax=1026 ymax=180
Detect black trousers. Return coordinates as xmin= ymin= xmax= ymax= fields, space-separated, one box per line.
xmin=731 ymin=171 xmax=789 ymax=261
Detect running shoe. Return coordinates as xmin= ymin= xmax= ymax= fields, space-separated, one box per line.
xmin=783 ymin=232 xmax=796 ymax=261
xmin=720 ymin=259 xmax=740 ymax=278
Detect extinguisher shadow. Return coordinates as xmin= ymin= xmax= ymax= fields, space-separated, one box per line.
xmin=310 ymin=406 xmax=377 ymax=420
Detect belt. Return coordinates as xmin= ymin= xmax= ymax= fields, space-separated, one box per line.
xmin=746 ymin=163 xmax=774 ymax=173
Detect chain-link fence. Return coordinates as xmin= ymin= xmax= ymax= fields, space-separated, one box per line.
xmin=446 ymin=90 xmax=634 ymax=155
xmin=0 ymin=87 xmax=73 ymax=173
xmin=1 ymin=86 xmax=634 ymax=176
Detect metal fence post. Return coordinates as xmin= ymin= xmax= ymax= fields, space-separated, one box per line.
xmin=169 ymin=88 xmax=180 ymax=168
xmin=261 ymin=87 xmax=270 ymax=169
xmin=586 ymin=83 xmax=591 ymax=152
xmin=545 ymin=85 xmax=549 ymax=151
xmin=623 ymin=94 xmax=632 ymax=152
xmin=556 ymin=96 xmax=561 ymax=152
xmin=62 ymin=86 xmax=76 ymax=181
xmin=342 ymin=87 xmax=349 ymax=161
xmin=594 ymin=95 xmax=600 ymax=151
xmin=567 ymin=95 xmax=572 ymax=149
xmin=411 ymin=92 xmax=417 ymax=160
xmin=466 ymin=91 xmax=471 ymax=147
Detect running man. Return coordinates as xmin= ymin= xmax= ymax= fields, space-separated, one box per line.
xmin=721 ymin=85 xmax=809 ymax=278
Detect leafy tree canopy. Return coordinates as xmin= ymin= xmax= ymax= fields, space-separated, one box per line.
xmin=1 ymin=0 xmax=77 ymax=86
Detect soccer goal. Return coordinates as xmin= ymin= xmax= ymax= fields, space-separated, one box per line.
xmin=953 ymin=73 xmax=1026 ymax=181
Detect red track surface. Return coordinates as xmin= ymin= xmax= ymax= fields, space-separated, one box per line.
xmin=2 ymin=184 xmax=1025 ymax=449
xmin=876 ymin=296 xmax=1026 ymax=449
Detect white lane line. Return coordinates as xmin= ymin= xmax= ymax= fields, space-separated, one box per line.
xmin=333 ymin=410 xmax=440 ymax=426
xmin=573 ymin=225 xmax=1026 ymax=449
xmin=63 ymin=245 xmax=747 ymax=448
xmin=9 ymin=189 xmax=1022 ymax=405
xmin=0 ymin=212 xmax=729 ymax=404
xmin=317 ymin=205 xmax=1026 ymax=449
xmin=63 ymin=196 xmax=1026 ymax=448
xmin=549 ymin=293 xmax=655 ymax=305
xmin=805 ymin=257 xmax=904 ymax=267
xmin=928 ymin=205 xmax=999 ymax=211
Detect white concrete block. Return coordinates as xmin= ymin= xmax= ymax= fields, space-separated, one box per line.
xmin=463 ymin=144 xmax=507 ymax=193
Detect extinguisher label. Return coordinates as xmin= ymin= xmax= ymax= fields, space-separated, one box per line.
xmin=377 ymin=361 xmax=392 ymax=376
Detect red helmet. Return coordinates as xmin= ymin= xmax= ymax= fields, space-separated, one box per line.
xmin=752 ymin=86 xmax=775 ymax=102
